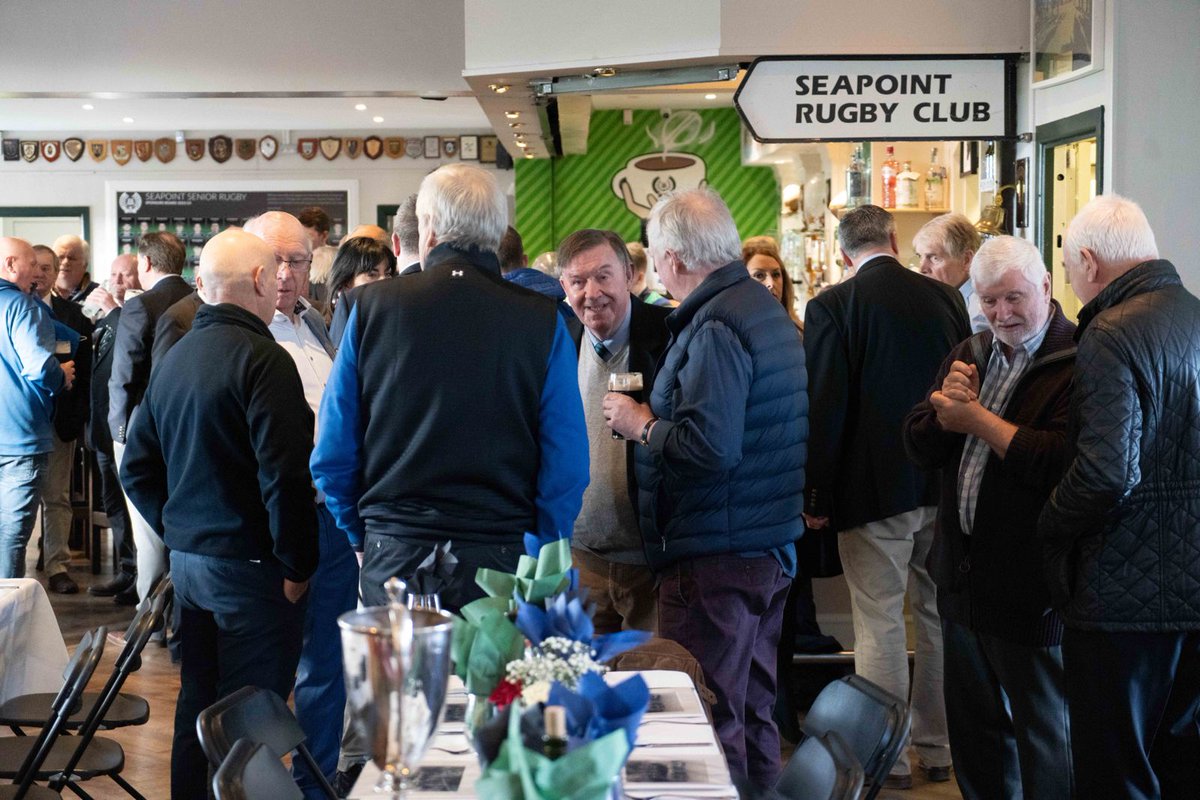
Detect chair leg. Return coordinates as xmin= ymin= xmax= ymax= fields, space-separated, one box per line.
xmin=110 ymin=773 xmax=147 ymax=800
xmin=62 ymin=781 xmax=96 ymax=800
xmin=298 ymin=746 xmax=339 ymax=800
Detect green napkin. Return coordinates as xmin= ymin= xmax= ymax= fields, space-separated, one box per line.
xmin=476 ymin=700 xmax=629 ymax=800
xmin=477 ymin=537 xmax=573 ymax=604
xmin=451 ymin=598 xmax=524 ymax=696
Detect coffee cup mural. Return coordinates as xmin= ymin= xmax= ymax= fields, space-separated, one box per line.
xmin=611 ymin=110 xmax=715 ymax=219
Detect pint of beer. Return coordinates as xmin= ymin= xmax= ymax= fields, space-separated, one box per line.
xmin=607 ymin=372 xmax=643 ymax=440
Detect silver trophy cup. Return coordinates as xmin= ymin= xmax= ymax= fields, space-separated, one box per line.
xmin=339 ymin=606 xmax=454 ymax=797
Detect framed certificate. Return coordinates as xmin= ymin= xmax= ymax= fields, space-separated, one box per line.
xmin=460 ymin=135 xmax=479 ymax=161
xmin=479 ymin=136 xmax=499 ymax=164
xmin=424 ymin=136 xmax=440 ymax=159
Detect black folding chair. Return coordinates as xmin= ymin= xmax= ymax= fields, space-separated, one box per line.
xmin=0 ymin=627 xmax=106 ymax=800
xmin=196 ymin=686 xmax=336 ymax=800
xmin=775 ymin=730 xmax=864 ymax=800
xmin=212 ymin=739 xmax=304 ymax=800
xmin=799 ymin=675 xmax=911 ymax=800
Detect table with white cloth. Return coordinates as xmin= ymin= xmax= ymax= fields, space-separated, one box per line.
xmin=350 ymin=670 xmax=738 ymax=799
xmin=0 ymin=579 xmax=69 ymax=703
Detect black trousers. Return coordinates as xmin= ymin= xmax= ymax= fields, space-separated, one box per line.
xmin=359 ymin=533 xmax=522 ymax=613
xmin=169 ymin=551 xmax=306 ymax=800
xmin=95 ymin=449 xmax=135 ymax=576
xmin=1063 ymin=627 xmax=1200 ymax=800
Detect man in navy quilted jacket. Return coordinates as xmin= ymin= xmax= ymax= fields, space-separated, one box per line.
xmin=603 ymin=188 xmax=806 ymax=789
xmin=1040 ymin=194 xmax=1200 ymax=799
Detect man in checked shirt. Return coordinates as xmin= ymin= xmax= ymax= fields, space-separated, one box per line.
xmin=903 ymin=235 xmax=1075 ymax=799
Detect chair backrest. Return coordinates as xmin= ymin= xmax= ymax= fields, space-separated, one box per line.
xmin=800 ymin=675 xmax=910 ymax=799
xmin=196 ymin=686 xmax=306 ymax=767
xmin=776 ymin=730 xmax=865 ymax=800
xmin=212 ymin=738 xmax=304 ymax=800
xmin=13 ymin=628 xmax=106 ymax=796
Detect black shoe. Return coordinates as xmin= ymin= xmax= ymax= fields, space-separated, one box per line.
xmin=48 ymin=573 xmax=79 ymax=594
xmin=923 ymin=764 xmax=952 ymax=783
xmin=113 ymin=586 xmax=139 ymax=606
xmin=333 ymin=762 xmax=365 ymax=798
xmin=89 ymin=573 xmax=136 ymax=597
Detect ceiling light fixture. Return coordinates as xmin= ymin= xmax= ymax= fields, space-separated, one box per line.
xmin=372 ymin=116 xmax=384 ymax=123
xmin=508 ymin=122 xmax=524 ymax=128
xmin=515 ymin=141 xmax=528 ymax=148
xmin=488 ymin=83 xmax=510 ymax=93
xmin=536 ymin=63 xmax=739 ymax=97
xmin=355 ymin=103 xmax=367 ymax=111
xmin=593 ymin=67 xmax=617 ymax=78
xmin=705 ymin=93 xmax=717 ymax=100
xmin=504 ymin=111 xmax=520 ymax=119
xmin=122 ymin=116 xmax=134 ymax=123
xmin=81 ymin=103 xmax=94 ymax=111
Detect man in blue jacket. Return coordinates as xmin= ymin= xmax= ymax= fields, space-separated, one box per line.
xmin=312 ymin=164 xmax=589 ymax=612
xmin=603 ymin=188 xmax=807 ymax=789
xmin=0 ymin=237 xmax=73 ymax=578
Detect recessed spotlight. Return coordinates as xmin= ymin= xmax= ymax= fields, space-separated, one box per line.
xmin=81 ymin=103 xmax=94 ymax=111
xmin=705 ymin=93 xmax=717 ymax=100
xmin=122 ymin=117 xmax=134 ymax=123
xmin=372 ymin=116 xmax=384 ymax=123
xmin=515 ymin=141 xmax=528 ymax=149
xmin=525 ymin=153 xmax=535 ymax=159
xmin=355 ymin=103 xmax=367 ymax=111
xmin=593 ymin=67 xmax=617 ymax=78
xmin=504 ymin=111 xmax=520 ymax=119
xmin=488 ymin=84 xmax=510 ymax=94
xmin=507 ymin=122 xmax=524 ymax=129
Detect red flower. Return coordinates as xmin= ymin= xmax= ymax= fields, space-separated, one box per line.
xmin=489 ymin=678 xmax=523 ymax=708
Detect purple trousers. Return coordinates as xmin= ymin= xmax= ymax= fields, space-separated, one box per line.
xmin=657 ymin=553 xmax=791 ymax=788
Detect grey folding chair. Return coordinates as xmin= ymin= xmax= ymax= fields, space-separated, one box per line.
xmin=212 ymin=739 xmax=303 ymax=800
xmin=776 ymin=730 xmax=865 ymax=800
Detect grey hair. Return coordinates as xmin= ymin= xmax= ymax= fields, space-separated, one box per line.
xmin=970 ymin=235 xmax=1048 ymax=289
xmin=52 ymin=234 xmax=90 ymax=262
xmin=915 ymin=213 xmax=980 ymax=261
xmin=1064 ymin=194 xmax=1158 ymax=266
xmin=392 ymin=194 xmax=419 ymax=255
xmin=837 ymin=205 xmax=895 ymax=257
xmin=646 ymin=187 xmax=741 ymax=272
xmin=416 ymin=164 xmax=507 ymax=252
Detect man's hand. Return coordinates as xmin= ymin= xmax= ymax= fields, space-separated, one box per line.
xmin=283 ymin=579 xmax=309 ymax=604
xmin=803 ymin=513 xmax=830 ymax=530
xmin=602 ymin=392 xmax=655 ymax=441
xmin=90 ymin=286 xmax=120 ymax=314
xmin=59 ymin=360 xmax=75 ymax=390
xmin=941 ymin=361 xmax=980 ymax=403
xmin=930 ymin=391 xmax=983 ymax=435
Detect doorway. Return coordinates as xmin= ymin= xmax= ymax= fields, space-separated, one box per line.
xmin=0 ymin=206 xmax=91 ymax=250
xmin=1037 ymin=108 xmax=1103 ymax=321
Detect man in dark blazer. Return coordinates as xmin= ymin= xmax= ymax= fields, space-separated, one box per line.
xmin=804 ymin=205 xmax=969 ymax=788
xmin=30 ymin=245 xmax=93 ymax=594
xmin=151 ymin=291 xmax=203 ymax=364
xmin=558 ymin=228 xmax=670 ymax=633
xmin=108 ymin=232 xmax=193 ymax=602
xmin=87 ymin=254 xmax=141 ymax=602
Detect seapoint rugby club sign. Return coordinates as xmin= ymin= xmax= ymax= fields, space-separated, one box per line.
xmin=734 ymin=56 xmax=1015 ymax=142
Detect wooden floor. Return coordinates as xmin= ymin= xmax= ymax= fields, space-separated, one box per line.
xmin=8 ymin=544 xmax=963 ymax=800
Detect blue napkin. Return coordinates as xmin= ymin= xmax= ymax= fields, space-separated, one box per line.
xmin=548 ymin=672 xmax=650 ymax=752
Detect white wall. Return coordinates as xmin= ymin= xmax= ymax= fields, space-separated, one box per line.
xmin=0 ymin=136 xmax=512 ymax=278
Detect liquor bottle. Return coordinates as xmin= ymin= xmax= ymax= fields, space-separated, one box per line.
xmin=880 ymin=146 xmax=899 ymax=209
xmin=925 ymin=147 xmax=947 ymax=210
xmin=542 ymin=705 xmax=568 ymax=760
xmin=845 ymin=145 xmax=867 ymax=209
xmin=897 ymin=160 xmax=920 ymax=208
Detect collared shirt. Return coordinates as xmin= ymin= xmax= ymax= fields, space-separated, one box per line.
xmin=584 ymin=301 xmax=632 ymax=361
xmin=959 ymin=277 xmax=990 ymax=334
xmin=957 ymin=314 xmax=1052 ymax=534
xmin=269 ymin=304 xmax=333 ymax=503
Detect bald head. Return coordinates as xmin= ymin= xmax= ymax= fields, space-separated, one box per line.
xmin=244 ymin=211 xmax=313 ymax=313
xmin=110 ymin=254 xmax=141 ymax=302
xmin=0 ymin=237 xmax=39 ymax=293
xmin=197 ymin=230 xmax=278 ymax=324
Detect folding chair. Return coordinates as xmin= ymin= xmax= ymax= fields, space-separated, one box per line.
xmin=212 ymin=739 xmax=304 ymax=800
xmin=0 ymin=628 xmax=106 ymax=800
xmin=775 ymin=730 xmax=864 ymax=800
xmin=799 ymin=675 xmax=911 ymax=800
xmin=196 ymin=686 xmax=336 ymax=800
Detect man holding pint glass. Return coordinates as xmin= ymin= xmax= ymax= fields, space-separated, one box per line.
xmin=558 ymin=229 xmax=671 ymax=634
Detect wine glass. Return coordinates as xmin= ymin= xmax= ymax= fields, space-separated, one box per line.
xmin=338 ymin=606 xmax=454 ymax=797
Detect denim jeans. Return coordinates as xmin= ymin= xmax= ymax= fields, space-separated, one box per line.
xmin=293 ymin=505 xmax=359 ymax=798
xmin=0 ymin=453 xmax=49 ymax=578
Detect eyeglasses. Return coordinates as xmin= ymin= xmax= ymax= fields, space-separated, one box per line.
xmin=276 ymin=256 xmax=312 ymax=274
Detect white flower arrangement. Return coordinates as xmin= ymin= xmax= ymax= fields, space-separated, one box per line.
xmin=505 ymin=636 xmax=608 ymax=694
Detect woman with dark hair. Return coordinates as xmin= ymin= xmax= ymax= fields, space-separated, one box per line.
xmin=327 ymin=236 xmax=397 ymax=312
xmin=742 ymin=235 xmax=802 ymax=331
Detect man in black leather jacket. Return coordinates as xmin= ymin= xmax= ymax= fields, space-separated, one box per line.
xmin=1039 ymin=195 xmax=1200 ymax=799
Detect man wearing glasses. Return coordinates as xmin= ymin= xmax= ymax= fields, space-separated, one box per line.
xmin=244 ymin=212 xmax=346 ymax=798
xmin=109 ymin=232 xmax=194 ymax=603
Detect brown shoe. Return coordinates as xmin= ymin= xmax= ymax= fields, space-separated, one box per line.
xmin=48 ymin=573 xmax=79 ymax=594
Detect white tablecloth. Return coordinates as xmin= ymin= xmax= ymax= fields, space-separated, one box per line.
xmin=0 ymin=579 xmax=69 ymax=703
xmin=350 ymin=670 xmax=738 ymax=799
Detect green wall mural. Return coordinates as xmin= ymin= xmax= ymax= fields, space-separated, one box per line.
xmin=515 ymin=108 xmax=779 ymax=259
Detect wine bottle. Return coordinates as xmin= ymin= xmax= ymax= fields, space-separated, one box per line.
xmin=543 ymin=705 xmax=568 ymax=759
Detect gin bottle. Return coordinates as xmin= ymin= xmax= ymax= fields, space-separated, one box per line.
xmin=925 ymin=147 xmax=947 ymax=210
xmin=880 ymin=146 xmax=899 ymax=209
xmin=845 ymin=146 xmax=868 ymax=208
